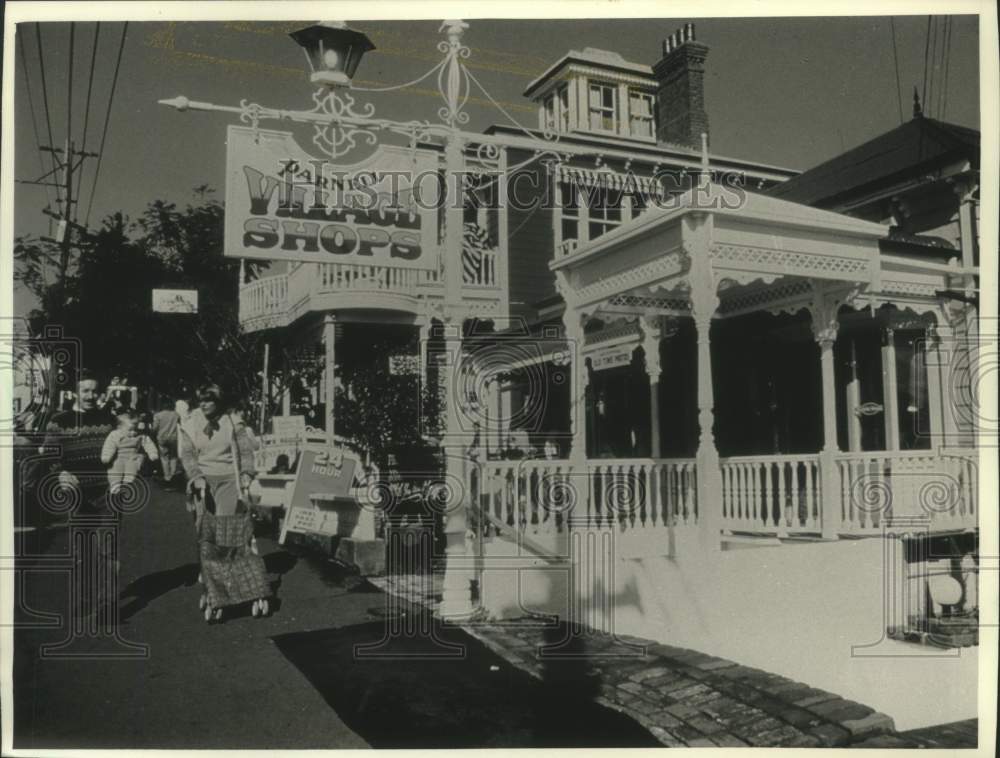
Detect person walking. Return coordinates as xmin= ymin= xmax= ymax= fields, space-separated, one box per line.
xmin=178 ymin=384 xmax=271 ymax=622
xmin=36 ymin=372 xmax=117 ymax=619
xmin=151 ymin=398 xmax=181 ymax=487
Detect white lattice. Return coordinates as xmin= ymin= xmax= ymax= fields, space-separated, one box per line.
xmin=585 ymin=320 xmax=642 ymax=346
xmin=607 ymin=293 xmax=692 ymax=311
xmin=718 ymin=279 xmax=812 ymax=315
xmin=711 ymin=243 xmax=871 ymax=280
xmin=575 ymin=251 xmax=686 ymax=306
xmin=879 ymin=280 xmax=940 ymax=298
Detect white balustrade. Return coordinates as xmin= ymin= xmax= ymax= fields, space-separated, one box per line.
xmin=836 ymin=450 xmax=977 ymax=535
xmin=239 ymin=274 xmax=289 ymax=323
xmin=720 ymin=454 xmax=821 ymax=535
xmin=587 ymin=459 xmax=697 ymax=530
xmin=471 ymin=458 xmax=697 ymax=544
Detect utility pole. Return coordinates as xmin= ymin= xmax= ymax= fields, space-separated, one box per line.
xmin=19 ymin=140 xmax=99 ymax=304
xmin=18 ymin=139 xmax=98 ymax=416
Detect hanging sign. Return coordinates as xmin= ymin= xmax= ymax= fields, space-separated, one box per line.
xmin=225 ymin=126 xmax=438 ymax=269
xmin=590 ymin=344 xmax=635 ymax=372
xmin=152 ymin=289 xmax=199 ymax=313
xmin=279 ymin=447 xmax=359 ymax=542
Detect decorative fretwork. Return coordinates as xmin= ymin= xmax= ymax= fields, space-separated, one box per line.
xmin=607 ymin=293 xmax=692 ymax=312
xmin=711 ymin=243 xmax=872 ymax=281
xmin=584 ymin=320 xmax=641 ymax=346
xmin=718 ymin=279 xmax=812 ymax=316
xmin=574 ymin=250 xmax=686 ymax=308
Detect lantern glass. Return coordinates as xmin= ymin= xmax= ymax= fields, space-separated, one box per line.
xmin=290 ymin=22 xmax=375 ymax=88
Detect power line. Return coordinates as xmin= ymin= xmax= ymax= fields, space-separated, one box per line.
xmin=17 ymin=29 xmax=55 ymax=210
xmin=921 ymin=16 xmax=931 ymax=113
xmin=85 ymin=22 xmax=128 ymax=228
xmin=34 ymin=23 xmax=62 ymax=206
xmin=940 ymin=17 xmax=953 ymax=120
xmin=924 ymin=16 xmax=938 ymax=116
xmin=889 ymin=18 xmax=903 ymax=123
xmin=78 ymin=23 xmax=101 ymax=223
xmin=67 ymin=22 xmax=75 ymax=150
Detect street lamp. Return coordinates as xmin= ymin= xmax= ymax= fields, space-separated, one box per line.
xmin=290 ymin=21 xmax=375 ymax=89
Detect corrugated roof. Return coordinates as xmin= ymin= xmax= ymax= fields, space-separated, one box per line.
xmin=767 ymin=116 xmax=979 ymax=208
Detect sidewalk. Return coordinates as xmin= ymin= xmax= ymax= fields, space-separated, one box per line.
xmin=374 ymin=574 xmax=979 ymax=749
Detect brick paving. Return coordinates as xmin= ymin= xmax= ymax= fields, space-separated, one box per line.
xmin=373 ymin=575 xmax=978 ymax=749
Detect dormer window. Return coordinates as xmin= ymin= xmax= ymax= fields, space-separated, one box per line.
xmin=588 ymin=82 xmax=617 ymax=132
xmin=629 ymin=89 xmax=655 ymax=139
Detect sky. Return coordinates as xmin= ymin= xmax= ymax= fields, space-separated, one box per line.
xmin=9 ymin=14 xmax=981 ymax=315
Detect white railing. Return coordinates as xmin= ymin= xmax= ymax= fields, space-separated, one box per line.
xmin=315 ymin=262 xmax=428 ymax=293
xmin=587 ymin=459 xmax=698 ymax=529
xmin=837 ymin=451 xmax=977 ymax=535
xmin=471 ymin=458 xmax=697 ymax=543
xmin=242 ymin=255 xmax=501 ymax=327
xmin=239 ymin=275 xmax=290 ymax=324
xmin=721 ymin=454 xmax=822 ymax=535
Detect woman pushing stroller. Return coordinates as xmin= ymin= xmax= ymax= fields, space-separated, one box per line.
xmin=178 ymin=384 xmax=271 ymax=622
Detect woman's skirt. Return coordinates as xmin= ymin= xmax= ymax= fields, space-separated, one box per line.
xmin=194 ymin=474 xmax=270 ymax=609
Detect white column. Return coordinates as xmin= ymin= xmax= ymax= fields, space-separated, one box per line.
xmin=566 ymin=78 xmax=578 ymax=130
xmin=438 ymin=129 xmax=474 ymax=618
xmin=641 ymin=316 xmax=662 ymax=458
xmin=846 ymin=337 xmax=863 ymax=451
xmin=924 ymin=325 xmax=945 ymax=449
xmin=562 ymin=308 xmax=589 ymax=461
xmin=954 ymin=179 xmax=978 ymax=270
xmin=323 ymin=314 xmax=336 ymax=446
xmin=617 ymin=83 xmax=630 ymax=138
xmin=882 ymin=327 xmax=900 ymax=450
xmin=260 ymin=342 xmax=270 ymax=435
xmin=811 ymin=291 xmax=843 ymax=539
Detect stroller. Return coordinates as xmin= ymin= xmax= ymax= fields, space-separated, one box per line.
xmin=192 ymin=467 xmax=272 ymax=624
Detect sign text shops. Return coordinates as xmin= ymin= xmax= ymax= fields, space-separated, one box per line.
xmin=225 ymin=126 xmax=438 ymax=269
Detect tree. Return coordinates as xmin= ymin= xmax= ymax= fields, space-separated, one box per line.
xmin=13 ymin=188 xmax=268 ymax=420
xmin=333 ymin=337 xmax=441 ymax=472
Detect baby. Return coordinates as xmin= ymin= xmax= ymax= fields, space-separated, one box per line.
xmin=101 ymin=410 xmax=159 ymax=495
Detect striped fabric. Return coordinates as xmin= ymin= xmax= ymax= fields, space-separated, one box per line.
xmin=462 ymin=222 xmax=491 ymax=285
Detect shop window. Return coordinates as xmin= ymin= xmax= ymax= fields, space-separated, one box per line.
xmin=629 ymin=89 xmax=655 ymax=139
xmin=588 ymin=81 xmax=617 ymax=132
xmin=587 ymin=185 xmax=622 ymax=239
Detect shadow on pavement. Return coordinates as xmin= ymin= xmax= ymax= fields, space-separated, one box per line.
xmin=272 ymin=615 xmax=659 ymax=748
xmin=119 ymin=563 xmax=200 ymax=620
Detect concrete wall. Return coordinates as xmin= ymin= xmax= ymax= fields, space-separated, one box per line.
xmin=477 ymin=533 xmax=977 ymax=730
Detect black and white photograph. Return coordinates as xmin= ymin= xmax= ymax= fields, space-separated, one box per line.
xmin=1 ymin=0 xmax=996 ymax=753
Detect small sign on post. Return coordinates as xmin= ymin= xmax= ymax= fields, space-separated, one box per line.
xmin=271 ymin=415 xmax=307 ymax=444
xmin=152 ymin=289 xmax=199 ymax=314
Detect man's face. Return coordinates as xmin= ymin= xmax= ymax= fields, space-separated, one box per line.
xmin=78 ymin=380 xmax=99 ymax=410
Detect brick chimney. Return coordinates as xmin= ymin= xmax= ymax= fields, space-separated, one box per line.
xmin=653 ymin=23 xmax=710 ymax=149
